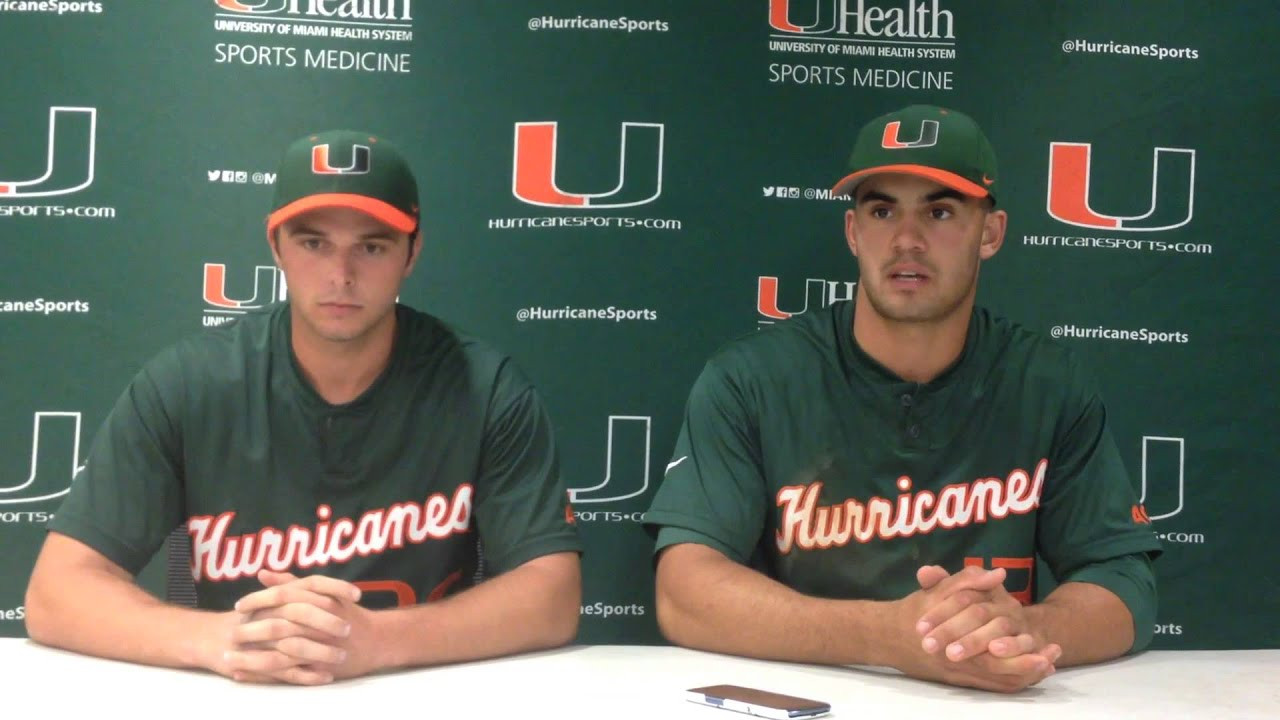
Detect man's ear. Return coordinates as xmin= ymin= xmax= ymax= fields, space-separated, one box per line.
xmin=267 ymin=228 xmax=283 ymax=266
xmin=844 ymin=208 xmax=859 ymax=257
xmin=978 ymin=209 xmax=1007 ymax=261
xmin=403 ymin=230 xmax=422 ymax=275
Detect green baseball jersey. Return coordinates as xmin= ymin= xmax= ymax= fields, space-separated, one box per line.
xmin=49 ymin=303 xmax=580 ymax=611
xmin=647 ymin=300 xmax=1161 ymax=609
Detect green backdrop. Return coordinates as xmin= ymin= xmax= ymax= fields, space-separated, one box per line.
xmin=1 ymin=1 xmax=1276 ymax=649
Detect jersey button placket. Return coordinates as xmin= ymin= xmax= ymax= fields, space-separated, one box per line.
xmin=320 ymin=414 xmax=353 ymax=483
xmin=321 ymin=415 xmax=336 ymax=469
xmin=901 ymin=389 xmax=920 ymax=442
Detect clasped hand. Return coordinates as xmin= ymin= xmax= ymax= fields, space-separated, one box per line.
xmin=212 ymin=570 xmax=374 ymax=685
xmin=897 ymin=565 xmax=1060 ymax=692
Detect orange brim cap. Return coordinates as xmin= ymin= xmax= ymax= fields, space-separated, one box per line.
xmin=832 ymin=164 xmax=990 ymax=199
xmin=266 ymin=193 xmax=417 ymax=238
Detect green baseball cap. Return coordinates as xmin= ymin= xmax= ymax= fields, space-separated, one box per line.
xmin=267 ymin=130 xmax=419 ymax=237
xmin=831 ymin=105 xmax=998 ymax=203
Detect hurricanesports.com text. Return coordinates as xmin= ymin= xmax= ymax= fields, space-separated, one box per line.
xmin=517 ymin=306 xmax=657 ymax=323
xmin=1023 ymin=235 xmax=1211 ymax=255
xmin=572 ymin=510 xmax=645 ymax=523
xmin=489 ymin=215 xmax=681 ymax=231
xmin=1060 ymin=39 xmax=1198 ymax=60
xmin=0 ymin=204 xmax=116 ymax=219
xmin=0 ymin=510 xmax=52 ymax=524
xmin=527 ymin=15 xmax=668 ymax=32
xmin=1156 ymin=531 xmax=1204 ymax=545
xmin=1050 ymin=325 xmax=1188 ymax=345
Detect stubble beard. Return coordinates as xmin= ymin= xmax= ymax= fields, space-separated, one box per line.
xmin=861 ymin=258 xmax=979 ymax=326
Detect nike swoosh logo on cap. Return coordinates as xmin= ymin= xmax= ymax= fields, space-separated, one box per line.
xmin=665 ymin=456 xmax=688 ymax=474
xmin=982 ymin=174 xmax=995 ymax=185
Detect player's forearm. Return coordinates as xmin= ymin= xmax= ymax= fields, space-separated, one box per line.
xmin=654 ymin=543 xmax=905 ymax=668
xmin=368 ymin=551 xmax=580 ymax=671
xmin=1025 ymin=581 xmax=1135 ymax=666
xmin=25 ymin=556 xmax=228 ymax=670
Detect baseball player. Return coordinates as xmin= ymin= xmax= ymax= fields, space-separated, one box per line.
xmin=645 ymin=105 xmax=1162 ymax=692
xmin=25 ymin=130 xmax=582 ymax=685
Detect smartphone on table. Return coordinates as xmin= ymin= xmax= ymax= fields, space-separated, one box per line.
xmin=686 ymin=684 xmax=832 ymax=719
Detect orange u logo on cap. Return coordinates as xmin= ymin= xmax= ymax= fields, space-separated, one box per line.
xmin=311 ymin=144 xmax=371 ymax=175
xmin=881 ymin=120 xmax=939 ymax=149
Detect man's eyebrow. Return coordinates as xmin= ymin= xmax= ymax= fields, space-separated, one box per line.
xmin=924 ymin=188 xmax=966 ymax=203
xmin=283 ymin=226 xmax=399 ymax=241
xmin=858 ymin=190 xmax=896 ymax=204
xmin=288 ymin=223 xmax=323 ymax=236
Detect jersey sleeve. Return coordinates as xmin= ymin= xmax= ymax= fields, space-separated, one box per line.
xmin=46 ymin=350 xmax=186 ymax=576
xmin=644 ymin=358 xmax=767 ymax=564
xmin=1065 ymin=552 xmax=1159 ymax=652
xmin=471 ymin=360 xmax=581 ymax=575
xmin=1036 ymin=359 xmax=1163 ymax=645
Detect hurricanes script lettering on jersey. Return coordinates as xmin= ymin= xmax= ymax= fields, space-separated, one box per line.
xmin=775 ymin=460 xmax=1047 ymax=553
xmin=187 ymin=485 xmax=473 ymax=581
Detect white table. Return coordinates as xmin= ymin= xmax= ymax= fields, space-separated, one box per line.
xmin=1 ymin=639 xmax=1275 ymax=718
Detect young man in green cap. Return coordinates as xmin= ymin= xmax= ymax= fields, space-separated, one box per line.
xmin=25 ymin=130 xmax=582 ymax=685
xmin=645 ymin=105 xmax=1162 ymax=693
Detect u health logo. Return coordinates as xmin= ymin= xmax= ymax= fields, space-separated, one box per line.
xmin=213 ymin=0 xmax=412 ymax=21
xmin=757 ymin=275 xmax=856 ymax=325
xmin=768 ymin=0 xmax=955 ymax=39
xmin=202 ymin=262 xmax=287 ymax=326
xmin=215 ymin=0 xmax=278 ymax=11
xmin=769 ymin=0 xmax=838 ymax=34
